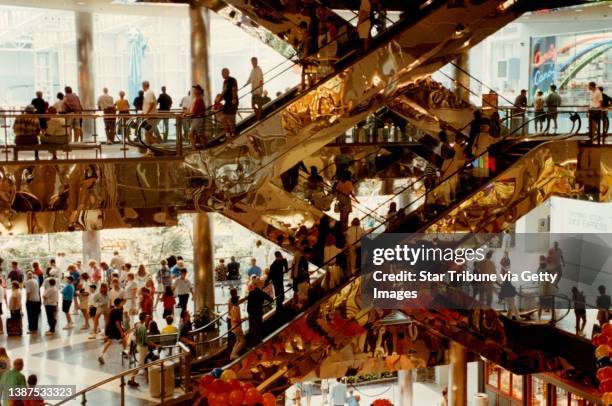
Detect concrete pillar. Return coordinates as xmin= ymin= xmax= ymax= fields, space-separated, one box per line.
xmin=398 ymin=370 xmax=414 ymax=406
xmin=82 ymin=230 xmax=101 ymax=264
xmin=448 ymin=341 xmax=468 ymax=406
xmin=190 ymin=1 xmax=215 ymax=313
xmin=193 ymin=213 xmax=215 ymax=311
xmin=75 ymin=11 xmax=96 ymax=140
xmin=452 ymin=52 xmax=470 ymax=102
xmin=190 ymin=2 xmax=212 ymax=105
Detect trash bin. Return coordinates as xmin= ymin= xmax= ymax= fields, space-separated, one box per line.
xmin=148 ymin=360 xmax=176 ymax=398
xmin=474 ymin=393 xmax=488 ymax=406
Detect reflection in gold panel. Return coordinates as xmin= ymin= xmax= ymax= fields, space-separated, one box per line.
xmin=0 ymin=207 xmax=178 ymax=235
xmin=424 ymin=141 xmax=612 ymax=234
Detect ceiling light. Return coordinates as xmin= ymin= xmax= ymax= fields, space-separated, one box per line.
xmin=76 ymin=1 xmax=85 ymax=4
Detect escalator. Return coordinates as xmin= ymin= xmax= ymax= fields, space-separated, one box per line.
xmin=187 ymin=112 xmax=603 ymax=393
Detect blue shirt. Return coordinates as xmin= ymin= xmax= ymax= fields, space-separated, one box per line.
xmin=62 ymin=284 xmax=75 ymax=301
xmin=247 ymin=265 xmax=262 ymax=278
xmin=72 ymin=271 xmax=80 ymax=286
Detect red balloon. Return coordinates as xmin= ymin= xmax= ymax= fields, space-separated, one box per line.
xmin=209 ymin=379 xmax=225 ymax=393
xmin=262 ymin=393 xmax=276 ymax=406
xmin=597 ymin=366 xmax=612 ymax=381
xmin=200 ymin=374 xmax=214 ymax=388
xmin=593 ymin=334 xmax=607 ymax=346
xmin=217 ymin=392 xmax=229 ymax=406
xmin=199 ymin=387 xmax=210 ymax=398
xmin=600 ymin=379 xmax=612 ymax=393
xmin=603 ymin=323 xmax=612 ymax=338
xmin=244 ymin=387 xmax=262 ymax=405
xmin=228 ymin=389 xmax=245 ymax=406
xmin=228 ymin=379 xmax=242 ymax=391
xmin=242 ymin=382 xmax=255 ymax=391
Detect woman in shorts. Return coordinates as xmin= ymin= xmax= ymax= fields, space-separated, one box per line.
xmin=98 ymin=298 xmax=126 ymax=364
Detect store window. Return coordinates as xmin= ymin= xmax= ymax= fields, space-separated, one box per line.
xmin=556 ymin=386 xmax=569 ymax=405
xmin=531 ymin=377 xmax=547 ymax=406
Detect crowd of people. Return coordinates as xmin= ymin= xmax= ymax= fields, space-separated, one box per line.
xmin=511 ymin=82 xmax=610 ymax=140
xmin=0 ymin=252 xmax=198 ymax=387
xmin=12 ymin=58 xmax=274 ymax=155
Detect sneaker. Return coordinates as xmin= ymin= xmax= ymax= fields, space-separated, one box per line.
xmin=62 ymin=325 xmax=73 ymax=330
xmin=45 ymin=331 xmax=54 ymax=336
xmin=88 ymin=334 xmax=97 ymax=339
xmin=127 ymin=379 xmax=139 ymax=388
xmin=80 ymin=325 xmax=89 ymax=330
xmin=98 ymin=356 xmax=105 ymax=365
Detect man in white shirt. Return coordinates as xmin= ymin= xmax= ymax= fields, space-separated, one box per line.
xmin=141 ymin=80 xmax=159 ymax=149
xmin=24 ymin=272 xmax=41 ymax=334
xmin=97 ymin=87 xmax=116 ymax=144
xmin=108 ymin=278 xmax=125 ymax=307
xmin=179 ymin=90 xmax=193 ymax=136
xmin=43 ymin=278 xmax=59 ymax=335
xmin=589 ymin=81 xmax=604 ymax=143
xmin=173 ymin=268 xmax=193 ymax=312
xmin=252 ymin=240 xmax=267 ymax=270
xmin=110 ymin=251 xmax=125 ymax=271
xmin=245 ymin=57 xmax=264 ymax=119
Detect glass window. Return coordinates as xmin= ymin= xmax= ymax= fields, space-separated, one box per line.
xmin=569 ymin=393 xmax=585 ymax=406
xmin=500 ymin=368 xmax=510 ymax=395
xmin=556 ymin=386 xmax=568 ymax=406
xmin=511 ymin=373 xmax=523 ymax=400
xmin=531 ymin=377 xmax=547 ymax=406
xmin=487 ymin=364 xmax=500 ymax=388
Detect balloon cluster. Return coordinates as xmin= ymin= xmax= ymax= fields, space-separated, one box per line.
xmin=593 ymin=323 xmax=612 ymax=404
xmin=197 ymin=368 xmax=277 ymax=406
xmin=372 ymin=399 xmax=393 ymax=406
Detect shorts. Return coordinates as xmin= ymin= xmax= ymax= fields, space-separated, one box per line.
xmin=535 ymin=110 xmax=545 ymax=123
xmin=89 ymin=306 xmax=97 ymax=317
xmin=67 ymin=118 xmax=81 ymax=129
xmin=252 ymin=94 xmax=264 ymax=108
xmin=574 ymin=309 xmax=586 ymax=317
xmin=143 ymin=119 xmax=158 ymax=131
xmin=62 ymin=300 xmax=72 ymax=313
xmin=190 ymin=118 xmax=205 ymax=136
xmin=547 ymin=111 xmax=558 ymax=120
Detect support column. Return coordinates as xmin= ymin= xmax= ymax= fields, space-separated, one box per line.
xmin=190 ymin=2 xmax=212 ymax=105
xmin=452 ymin=52 xmax=470 ymax=102
xmin=82 ymin=230 xmax=101 ymax=264
xmin=398 ymin=370 xmax=414 ymax=406
xmin=190 ymin=1 xmax=215 ymax=313
xmin=193 ymin=213 xmax=215 ymax=311
xmin=448 ymin=341 xmax=468 ymax=406
xmin=75 ymin=11 xmax=95 ymax=140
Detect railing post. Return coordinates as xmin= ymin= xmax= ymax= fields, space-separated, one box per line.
xmin=184 ymin=352 xmax=192 ymax=393
xmin=176 ymin=117 xmax=182 ymax=156
xmin=160 ymin=360 xmax=165 ymax=401
xmin=92 ymin=114 xmax=98 ymax=144
xmin=120 ymin=376 xmax=126 ymax=406
xmin=81 ymin=392 xmax=87 ymax=405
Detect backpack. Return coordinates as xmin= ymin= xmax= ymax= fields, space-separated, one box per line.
xmin=602 ymin=93 xmax=611 ymax=108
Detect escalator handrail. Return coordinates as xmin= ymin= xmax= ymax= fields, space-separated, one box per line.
xmin=146 ymin=0 xmax=448 ymax=156
xmin=187 ymin=111 xmax=578 ymax=342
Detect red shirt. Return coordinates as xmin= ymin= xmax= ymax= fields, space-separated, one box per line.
xmin=141 ymin=294 xmax=153 ymax=315
xmin=190 ymin=98 xmax=206 ymax=115
xmin=161 ymin=295 xmax=176 ymax=309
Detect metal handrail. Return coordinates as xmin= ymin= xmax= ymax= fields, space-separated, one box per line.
xmin=51 ymin=342 xmax=192 ymax=406
xmin=187 ymin=111 xmax=581 ymax=350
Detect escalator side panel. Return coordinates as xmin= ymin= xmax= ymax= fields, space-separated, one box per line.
xmin=197 ymin=1 xmax=520 ymax=208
